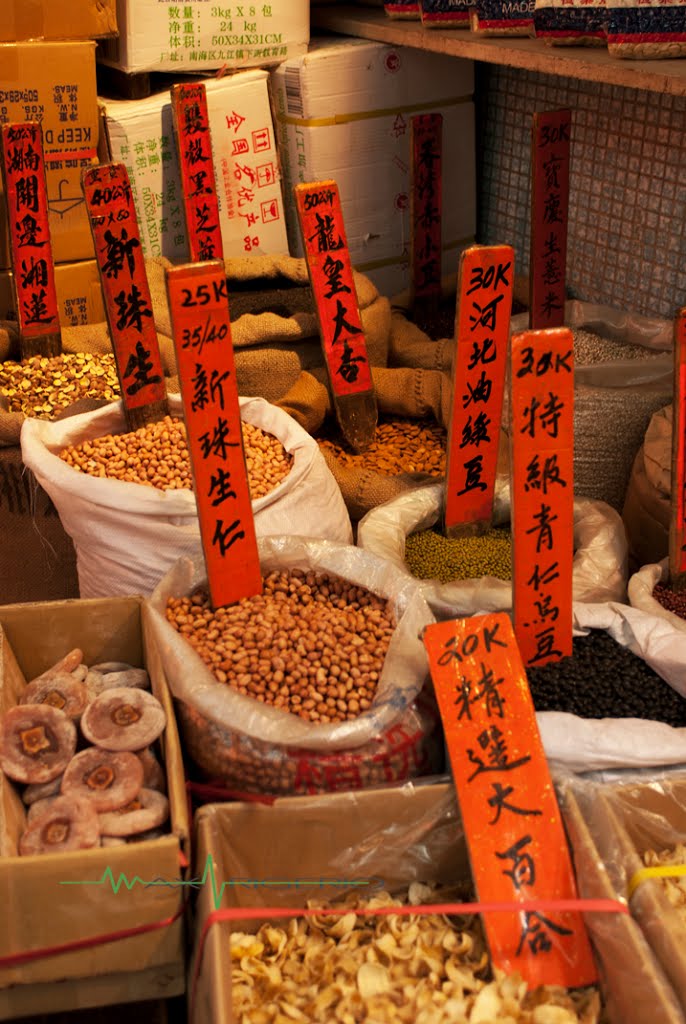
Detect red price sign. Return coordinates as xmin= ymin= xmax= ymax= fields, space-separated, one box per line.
xmin=511 ymin=328 xmax=574 ymax=667
xmin=171 ymin=83 xmax=224 ymax=264
xmin=530 ymin=110 xmax=571 ymax=330
xmin=166 ymin=260 xmax=262 ymax=610
xmin=295 ymin=180 xmax=377 ymax=451
xmin=424 ymin=613 xmax=597 ymax=989
xmin=444 ymin=245 xmax=513 ymax=537
xmin=83 ymin=163 xmax=168 ymax=429
xmin=1 ymin=123 xmax=61 ymax=360
xmin=670 ymin=308 xmax=686 ymax=586
xmin=410 ymin=113 xmax=442 ymax=308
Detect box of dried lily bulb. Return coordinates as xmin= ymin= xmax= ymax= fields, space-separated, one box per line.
xmin=189 ymin=782 xmax=680 ymax=1024
xmin=572 ymin=774 xmax=686 ymax=1017
xmin=0 ymin=596 xmax=189 ymax=1019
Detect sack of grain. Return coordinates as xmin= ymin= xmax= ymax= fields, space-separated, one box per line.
xmin=628 ymin=558 xmax=686 ymax=636
xmin=146 ymin=538 xmax=440 ymax=795
xmin=470 ymin=0 xmax=536 ymax=34
xmin=20 ymin=395 xmax=352 ymax=599
xmin=357 ymin=481 xmax=628 ymax=613
xmin=622 ymin=404 xmax=672 ymax=569
xmin=534 ymin=0 xmax=607 ymax=44
xmin=606 ymin=0 xmax=686 ymax=58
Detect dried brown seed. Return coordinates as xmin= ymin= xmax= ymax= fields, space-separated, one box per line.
xmin=19 ymin=673 xmax=89 ymax=720
xmin=19 ymin=794 xmax=100 ymax=855
xmin=61 ymin=747 xmax=144 ymax=812
xmin=98 ymin=788 xmax=169 ymax=836
xmin=80 ymin=687 xmax=166 ymax=751
xmin=0 ymin=704 xmax=77 ymax=783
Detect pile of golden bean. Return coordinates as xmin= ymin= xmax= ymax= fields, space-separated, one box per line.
xmin=166 ymin=569 xmax=396 ymax=724
xmin=0 ymin=353 xmax=120 ymax=418
xmin=405 ymin=527 xmax=512 ymax=583
xmin=58 ymin=416 xmax=293 ymax=499
xmin=318 ymin=417 xmax=446 ymax=477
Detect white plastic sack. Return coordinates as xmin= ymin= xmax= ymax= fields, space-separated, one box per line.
xmin=145 ymin=537 xmax=433 ymax=752
xmin=628 ymin=558 xmax=686 ymax=635
xmin=537 ymin=600 xmax=686 ymax=773
xmin=20 ymin=395 xmax=352 ymax=598
xmin=356 ymin=481 xmax=628 ymax=616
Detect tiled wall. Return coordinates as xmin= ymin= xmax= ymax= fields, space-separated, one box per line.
xmin=476 ymin=64 xmax=686 ymax=320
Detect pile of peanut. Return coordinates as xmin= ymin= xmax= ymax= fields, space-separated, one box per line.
xmin=165 ymin=569 xmax=396 ymax=724
xmin=58 ymin=415 xmax=293 ymax=499
xmin=0 ymin=353 xmax=120 ymax=418
xmin=318 ymin=417 xmax=446 ymax=477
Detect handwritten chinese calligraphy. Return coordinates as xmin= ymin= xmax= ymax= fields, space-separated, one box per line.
xmin=424 ymin=613 xmax=596 ymax=988
xmin=410 ymin=113 xmax=442 ymax=306
xmin=511 ymin=329 xmax=574 ymax=666
xmin=669 ymin=309 xmax=686 ymax=586
xmin=167 ymin=259 xmax=262 ymax=609
xmin=295 ymin=180 xmax=377 ymax=451
xmin=83 ymin=163 xmax=168 ymax=427
xmin=171 ymin=83 xmax=224 ymax=263
xmin=444 ymin=245 xmax=513 ymax=536
xmin=530 ymin=110 xmax=571 ymax=329
xmin=1 ymin=123 xmax=61 ymax=359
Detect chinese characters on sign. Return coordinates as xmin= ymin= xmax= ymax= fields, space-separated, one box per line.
xmin=444 ymin=245 xmax=513 ymax=536
xmin=410 ymin=113 xmax=442 ymax=306
xmin=530 ymin=110 xmax=571 ymax=330
xmin=295 ymin=181 xmax=377 ymax=451
xmin=510 ymin=329 xmax=574 ymax=667
xmin=1 ymin=123 xmax=61 ymax=359
xmin=166 ymin=260 xmax=262 ymax=609
xmin=83 ymin=163 xmax=168 ymax=427
xmin=669 ymin=309 xmax=686 ymax=585
xmin=171 ymin=83 xmax=224 ymax=263
xmin=423 ymin=613 xmax=596 ymax=988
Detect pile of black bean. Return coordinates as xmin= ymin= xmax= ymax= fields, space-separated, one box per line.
xmin=526 ymin=629 xmax=686 ymax=726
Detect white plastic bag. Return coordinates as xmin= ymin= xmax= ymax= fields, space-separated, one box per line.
xmin=20 ymin=395 xmax=352 ymax=598
xmin=537 ymin=601 xmax=686 ymax=773
xmin=356 ymin=481 xmax=628 ymax=615
xmin=628 ymin=558 xmax=686 ymax=636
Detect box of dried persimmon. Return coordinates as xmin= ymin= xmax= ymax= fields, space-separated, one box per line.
xmin=190 ymin=782 xmax=680 ymax=1024
xmin=0 ymin=596 xmax=189 ymax=1019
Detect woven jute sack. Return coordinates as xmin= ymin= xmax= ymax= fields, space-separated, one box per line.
xmin=275 ymin=365 xmax=453 ymax=521
xmin=146 ymin=254 xmax=391 ymax=403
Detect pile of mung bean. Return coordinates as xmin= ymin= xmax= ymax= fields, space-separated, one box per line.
xmin=526 ymin=629 xmax=686 ymax=726
xmin=165 ymin=569 xmax=396 ymax=724
xmin=405 ymin=527 xmax=512 ymax=583
xmin=0 ymin=353 xmax=120 ymax=418
xmin=58 ymin=415 xmax=293 ymax=499
xmin=317 ymin=417 xmax=446 ymax=477
xmin=652 ymin=583 xmax=686 ymax=621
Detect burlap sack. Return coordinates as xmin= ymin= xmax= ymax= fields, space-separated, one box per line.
xmin=275 ymin=365 xmax=454 ymax=521
xmin=622 ymin=405 xmax=672 ymax=570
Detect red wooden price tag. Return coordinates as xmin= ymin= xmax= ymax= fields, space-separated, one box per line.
xmin=410 ymin=112 xmax=442 ymax=310
xmin=166 ymin=260 xmax=262 ymax=610
xmin=294 ymin=180 xmax=377 ymax=452
xmin=171 ymin=83 xmax=224 ymax=263
xmin=83 ymin=163 xmax=168 ymax=430
xmin=530 ymin=110 xmax=571 ymax=330
xmin=423 ymin=612 xmax=597 ymax=989
xmin=669 ymin=308 xmax=686 ymax=587
xmin=444 ymin=244 xmax=513 ymax=537
xmin=511 ymin=328 xmax=574 ymax=667
xmin=1 ymin=123 xmax=61 ymax=360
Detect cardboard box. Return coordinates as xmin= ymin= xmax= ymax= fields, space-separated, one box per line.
xmin=0 ymin=42 xmax=99 ymax=269
xmin=271 ymin=37 xmax=476 ymax=298
xmin=0 ymin=0 xmax=117 ymax=43
xmin=0 ymin=596 xmax=189 ymax=1019
xmin=0 ymin=260 xmax=105 ymax=327
xmin=98 ymin=0 xmax=308 ymax=74
xmin=583 ymin=778 xmax=686 ymax=1017
xmin=102 ymin=71 xmax=288 ymax=262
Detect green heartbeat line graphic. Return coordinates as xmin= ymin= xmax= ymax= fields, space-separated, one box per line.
xmin=60 ymin=856 xmax=379 ymax=912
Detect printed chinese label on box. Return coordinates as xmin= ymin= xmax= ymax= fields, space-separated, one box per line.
xmin=271 ymin=38 xmax=475 ymax=299
xmin=0 ymin=42 xmax=99 ymax=269
xmin=102 ymin=71 xmax=287 ymax=262
xmin=98 ymin=0 xmax=309 ymax=74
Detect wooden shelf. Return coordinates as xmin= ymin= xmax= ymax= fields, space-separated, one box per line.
xmin=311 ymin=4 xmax=686 ymax=96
